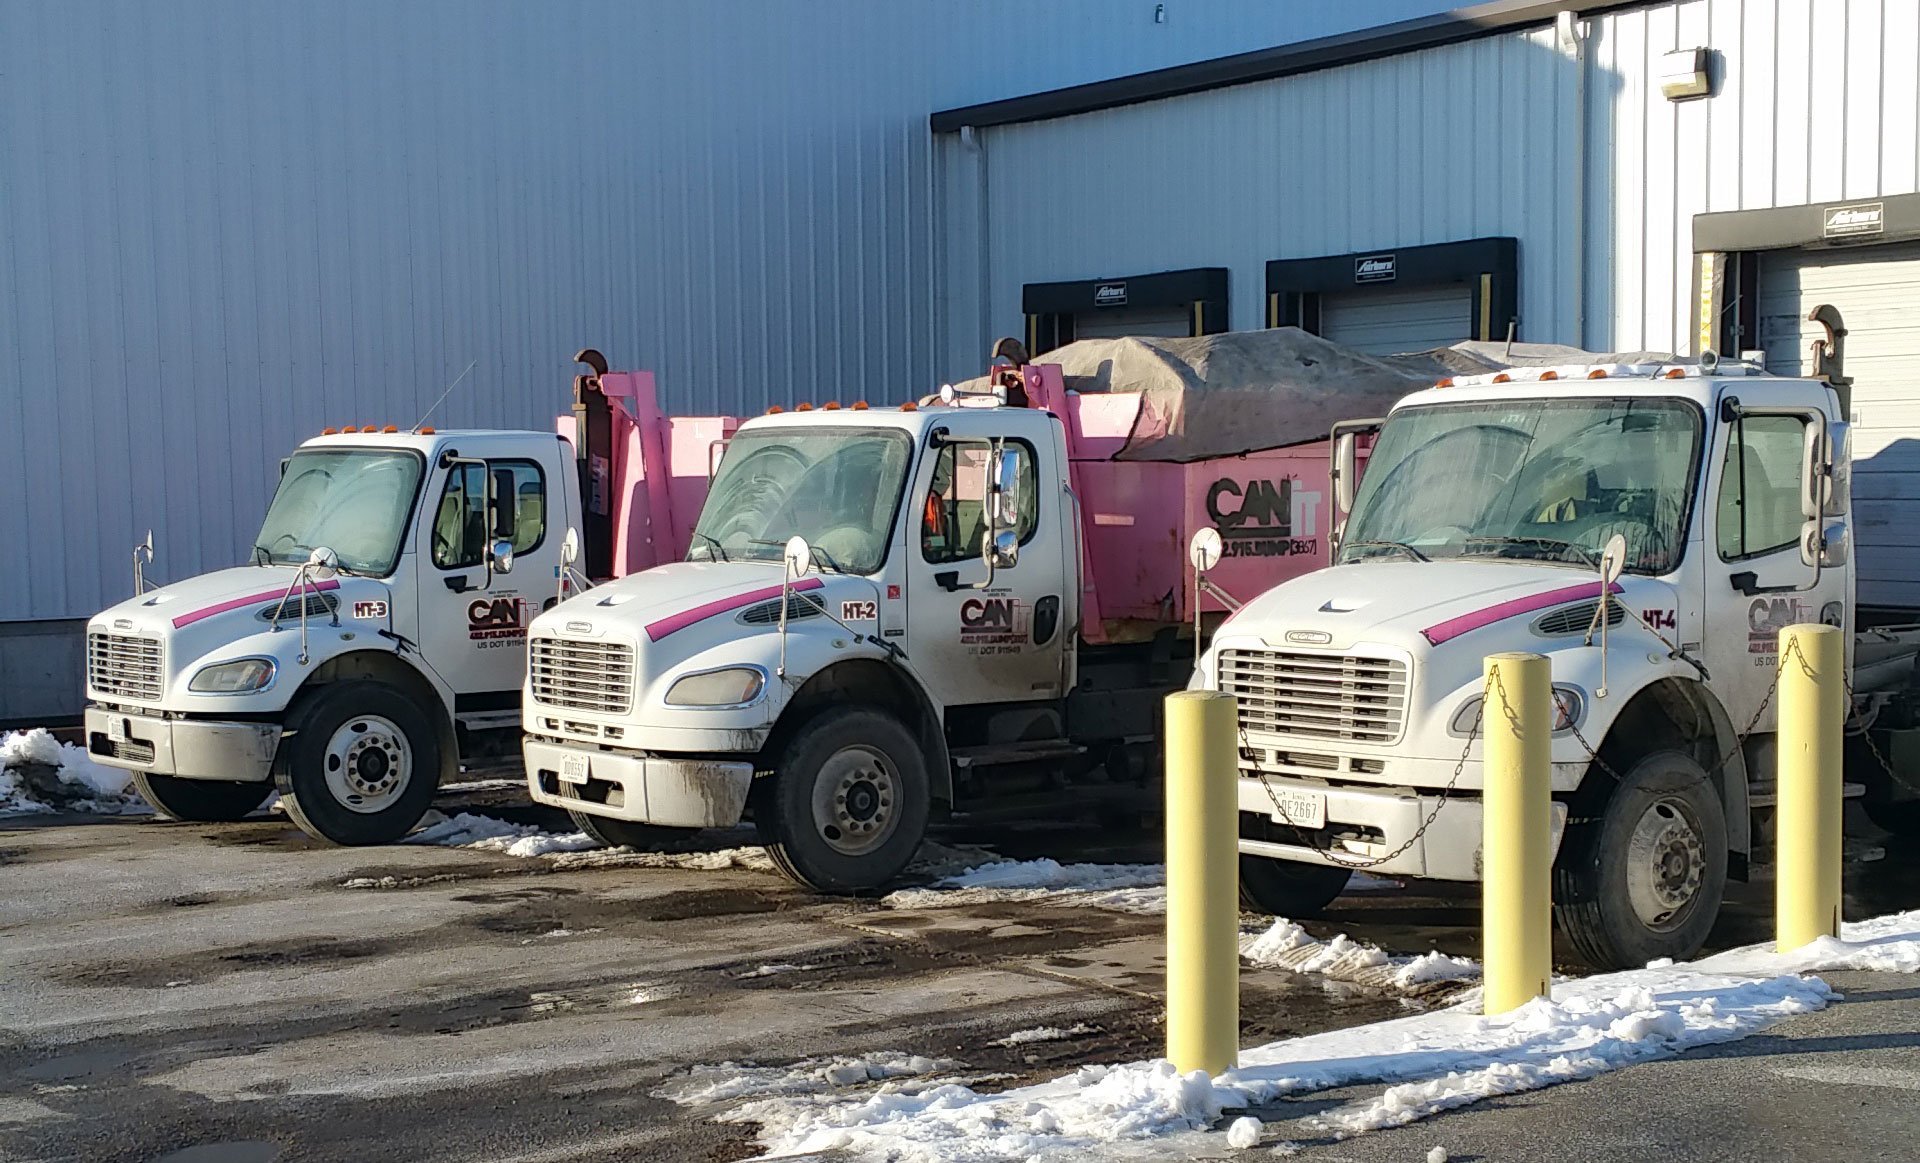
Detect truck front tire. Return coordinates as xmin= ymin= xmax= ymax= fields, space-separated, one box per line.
xmin=274 ymin=680 xmax=441 ymax=846
xmin=1238 ymin=855 xmax=1351 ymax=917
xmin=131 ymin=772 xmax=272 ymax=822
xmin=756 ymin=707 xmax=930 ymax=893
xmin=1554 ymin=749 xmax=1727 ymax=970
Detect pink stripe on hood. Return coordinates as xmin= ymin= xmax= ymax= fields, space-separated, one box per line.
xmin=645 ymin=577 xmax=825 ymax=642
xmin=172 ymin=579 xmax=342 ymax=629
xmin=1421 ymin=580 xmax=1623 ymax=646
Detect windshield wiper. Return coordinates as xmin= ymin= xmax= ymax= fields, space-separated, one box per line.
xmin=1342 ymin=539 xmax=1429 ymax=563
xmin=690 ymin=531 xmax=729 ymax=562
xmin=1461 ymin=535 xmax=1598 ymax=568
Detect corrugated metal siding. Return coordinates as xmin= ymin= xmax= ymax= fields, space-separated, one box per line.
xmin=942 ymin=25 xmax=1582 ymax=376
xmin=0 ymin=0 xmax=1455 ymax=625
xmin=1586 ymin=0 xmax=1920 ymax=353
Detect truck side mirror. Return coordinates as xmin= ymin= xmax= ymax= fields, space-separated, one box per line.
xmin=1333 ymin=433 xmax=1358 ymax=514
xmin=490 ymin=538 xmax=515 ymax=576
xmin=1809 ymin=518 xmax=1849 ymax=568
xmin=1823 ymin=421 xmax=1851 ymax=517
xmin=561 ymin=527 xmax=580 ymax=567
xmin=985 ymin=445 xmax=1021 ymax=569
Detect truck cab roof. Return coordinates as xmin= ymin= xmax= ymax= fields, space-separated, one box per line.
xmin=1396 ymin=361 xmax=1837 ymax=412
xmin=296 ymin=428 xmax=562 ymax=453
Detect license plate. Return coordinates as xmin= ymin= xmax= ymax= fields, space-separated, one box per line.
xmin=1267 ymin=787 xmax=1326 ymax=831
xmin=108 ymin=717 xmax=129 ymax=743
xmin=559 ymin=752 xmax=591 ymax=785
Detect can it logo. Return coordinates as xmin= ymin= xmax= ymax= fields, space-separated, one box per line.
xmin=468 ymin=596 xmax=528 ymax=643
xmin=1205 ymin=477 xmax=1321 ymax=558
xmin=1747 ymin=596 xmax=1811 ymax=655
xmin=960 ymin=596 xmax=1029 ymax=656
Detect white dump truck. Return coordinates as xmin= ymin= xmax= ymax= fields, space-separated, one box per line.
xmin=521 ymin=331 xmax=1423 ymax=892
xmin=81 ymin=353 xmax=722 ymax=844
xmin=1194 ymin=315 xmax=1920 ymax=969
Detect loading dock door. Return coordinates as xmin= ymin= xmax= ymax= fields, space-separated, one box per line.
xmin=1070 ymin=305 xmax=1193 ymax=341
xmin=1759 ymin=241 xmax=1920 ymax=609
xmin=1319 ymin=285 xmax=1475 ymax=356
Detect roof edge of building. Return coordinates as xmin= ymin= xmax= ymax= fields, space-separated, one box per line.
xmin=930 ymin=0 xmax=1649 ymax=133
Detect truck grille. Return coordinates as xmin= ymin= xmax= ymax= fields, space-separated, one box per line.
xmin=88 ymin=633 xmax=164 ymax=702
xmin=1218 ymin=649 xmax=1409 ymax=744
xmin=528 ymin=636 xmax=634 ymax=714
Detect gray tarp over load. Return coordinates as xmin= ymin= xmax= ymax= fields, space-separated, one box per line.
xmin=951 ymin=328 xmax=1673 ymax=464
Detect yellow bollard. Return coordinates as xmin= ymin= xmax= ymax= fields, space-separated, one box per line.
xmin=1777 ymin=623 xmax=1845 ymax=951
xmin=1164 ymin=690 xmax=1239 ymax=1074
xmin=1481 ymin=651 xmax=1553 ymax=1015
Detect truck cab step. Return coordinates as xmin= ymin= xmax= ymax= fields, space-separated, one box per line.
xmin=948 ymin=740 xmax=1087 ymax=770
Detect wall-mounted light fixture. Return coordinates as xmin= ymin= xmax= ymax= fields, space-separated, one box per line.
xmin=1660 ymin=47 xmax=1713 ymax=101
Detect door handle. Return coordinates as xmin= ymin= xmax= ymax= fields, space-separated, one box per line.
xmin=444 ymin=575 xmax=475 ymax=593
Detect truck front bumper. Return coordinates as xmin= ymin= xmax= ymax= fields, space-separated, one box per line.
xmin=523 ymin=736 xmax=754 ymax=828
xmin=1235 ymin=773 xmax=1567 ymax=881
xmin=83 ymin=706 xmax=281 ymax=783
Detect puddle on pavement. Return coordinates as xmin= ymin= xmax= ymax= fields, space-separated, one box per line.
xmin=197 ymin=823 xmax=324 ymax=852
xmin=150 ymin=1141 xmax=282 ymax=1163
xmin=51 ymin=936 xmax=399 ymax=989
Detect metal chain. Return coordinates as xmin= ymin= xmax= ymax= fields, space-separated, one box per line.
xmin=1242 ymin=638 xmax=1894 ymax=872
xmin=1242 ymin=670 xmax=1487 ymax=872
xmin=1563 ymin=633 xmax=1870 ymax=799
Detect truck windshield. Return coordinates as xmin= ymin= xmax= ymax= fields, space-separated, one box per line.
xmin=691 ymin=427 xmax=914 ymax=574
xmin=1341 ymin=397 xmax=1702 ymax=575
xmin=254 ymin=449 xmax=424 ymax=575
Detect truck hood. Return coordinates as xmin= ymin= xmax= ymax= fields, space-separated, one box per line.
xmin=87 ymin=565 xmax=398 ymax=708
xmin=1221 ymin=559 xmax=1666 ymax=652
xmin=539 ymin=561 xmax=876 ymax=644
xmin=91 ymin=565 xmax=390 ymax=636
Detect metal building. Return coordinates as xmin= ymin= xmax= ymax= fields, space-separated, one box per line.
xmin=933 ymin=0 xmax=1920 ymax=612
xmin=0 ymin=0 xmax=1454 ymax=724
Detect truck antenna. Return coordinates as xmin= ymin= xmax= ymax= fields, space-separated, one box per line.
xmin=412 ymin=360 xmax=479 ymax=433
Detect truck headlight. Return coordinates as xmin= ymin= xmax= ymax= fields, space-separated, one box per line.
xmin=188 ymin=657 xmax=278 ymax=693
xmin=664 ymin=666 xmax=766 ymax=707
xmin=1449 ymin=685 xmax=1584 ymax=736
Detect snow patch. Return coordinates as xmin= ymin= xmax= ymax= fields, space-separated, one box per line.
xmin=0 ymin=729 xmax=149 ymax=816
xmin=659 ymin=1053 xmax=955 ymax=1107
xmin=1226 ymin=1115 xmax=1262 ymax=1148
xmin=735 ymin=963 xmax=817 ymax=979
xmin=1696 ymin=908 xmax=1920 ymax=975
xmin=403 ymin=811 xmax=599 ymax=857
xmin=991 ymin=1024 xmax=1097 ymax=1048
xmin=703 ymin=927 xmax=1874 ymax=1160
xmin=882 ymin=859 xmax=1165 ymax=912
xmin=1240 ymin=919 xmax=1479 ymax=997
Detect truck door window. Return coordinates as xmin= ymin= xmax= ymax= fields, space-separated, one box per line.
xmin=921 ymin=440 xmax=1036 ymax=564
xmin=432 ymin=460 xmax=544 ymax=568
xmin=1716 ymin=415 xmax=1807 ymax=561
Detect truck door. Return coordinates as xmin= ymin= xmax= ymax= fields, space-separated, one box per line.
xmin=905 ymin=419 xmax=1068 ymax=710
xmin=1699 ymin=387 xmax=1847 ymax=735
xmin=413 ymin=449 xmax=562 ymax=711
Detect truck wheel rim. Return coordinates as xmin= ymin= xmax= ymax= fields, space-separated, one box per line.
xmin=323 ymin=715 xmax=412 ymax=814
xmin=811 ymin=745 xmax=899 ymax=857
xmin=1625 ymin=796 xmax=1706 ymax=932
